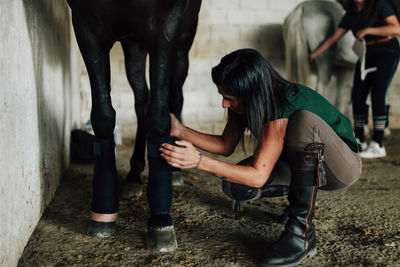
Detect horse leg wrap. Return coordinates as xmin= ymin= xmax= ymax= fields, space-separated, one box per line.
xmin=146 ymin=136 xmax=173 ymax=214
xmin=146 ymin=137 xmax=177 ymax=252
xmin=91 ymin=137 xmax=119 ymax=214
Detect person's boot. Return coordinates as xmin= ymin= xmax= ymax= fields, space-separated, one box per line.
xmin=260 ymin=143 xmax=325 ymax=266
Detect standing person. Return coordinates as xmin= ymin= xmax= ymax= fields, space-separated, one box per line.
xmin=159 ymin=49 xmax=362 ymax=266
xmin=309 ymin=0 xmax=400 ymax=158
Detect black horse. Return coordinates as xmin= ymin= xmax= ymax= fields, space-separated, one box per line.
xmin=67 ymin=0 xmax=202 ymax=251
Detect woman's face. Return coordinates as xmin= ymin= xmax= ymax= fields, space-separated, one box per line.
xmin=217 ymin=86 xmax=244 ymax=114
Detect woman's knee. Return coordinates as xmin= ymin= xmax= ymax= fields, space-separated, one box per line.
xmin=221 ymin=156 xmax=259 ymax=201
xmin=222 ymin=180 xmax=260 ymax=201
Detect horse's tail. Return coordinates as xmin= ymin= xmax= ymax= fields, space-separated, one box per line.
xmin=282 ymin=4 xmax=310 ymax=85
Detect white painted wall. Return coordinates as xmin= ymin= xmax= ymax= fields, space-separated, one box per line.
xmin=76 ymin=0 xmax=400 ymax=135
xmin=0 ymin=1 xmax=79 ymax=266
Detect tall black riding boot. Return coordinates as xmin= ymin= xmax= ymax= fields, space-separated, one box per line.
xmin=260 ymin=143 xmax=325 ymax=267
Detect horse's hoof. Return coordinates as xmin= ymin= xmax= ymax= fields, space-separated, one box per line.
xmin=87 ymin=221 xmax=116 ymax=237
xmin=121 ymin=182 xmax=143 ymax=199
xmin=147 ymin=225 xmax=178 ymax=252
xmin=171 ymin=172 xmax=184 ymax=186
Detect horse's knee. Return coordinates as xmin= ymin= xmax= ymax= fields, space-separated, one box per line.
xmin=91 ymin=103 xmax=116 ymax=138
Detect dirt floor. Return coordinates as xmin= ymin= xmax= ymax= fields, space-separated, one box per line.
xmin=18 ymin=130 xmax=400 ymax=267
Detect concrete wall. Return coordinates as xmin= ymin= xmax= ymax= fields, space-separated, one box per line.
xmin=77 ymin=0 xmax=308 ymax=137
xmin=0 ymin=1 xmax=79 ymax=266
xmin=75 ymin=0 xmax=400 ymax=137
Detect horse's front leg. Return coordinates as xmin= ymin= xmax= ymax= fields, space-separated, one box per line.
xmin=72 ymin=19 xmax=118 ymax=237
xmin=144 ymin=2 xmax=189 ymax=252
xmin=145 ymin=51 xmax=178 ymax=252
xmin=145 ymin=42 xmax=182 ymax=253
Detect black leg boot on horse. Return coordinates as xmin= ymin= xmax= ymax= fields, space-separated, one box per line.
xmin=87 ymin=137 xmax=119 ymax=237
xmin=260 ymin=143 xmax=326 ymax=267
xmin=146 ymin=137 xmax=178 ymax=252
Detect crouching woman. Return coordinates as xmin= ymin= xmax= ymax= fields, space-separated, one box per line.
xmin=160 ymin=48 xmax=362 ymax=266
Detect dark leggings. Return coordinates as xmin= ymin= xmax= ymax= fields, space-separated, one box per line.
xmin=352 ymin=39 xmax=400 ymax=144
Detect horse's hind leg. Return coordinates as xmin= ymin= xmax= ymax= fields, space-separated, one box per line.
xmin=169 ymin=26 xmax=198 ymax=119
xmin=335 ymin=68 xmax=353 ymax=114
xmin=302 ymin=8 xmax=333 ymax=93
xmin=168 ymin=50 xmax=186 ymax=121
xmin=314 ymin=54 xmax=332 ymax=94
xmin=168 ymin=26 xmax=198 ymax=186
xmin=71 ymin=18 xmax=118 ymax=237
xmin=168 ymin=52 xmax=186 ymax=186
xmin=120 ymin=41 xmax=149 ymax=199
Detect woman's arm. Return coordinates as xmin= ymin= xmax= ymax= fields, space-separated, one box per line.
xmin=309 ymin=28 xmax=347 ymax=61
xmin=356 ymin=15 xmax=400 ymax=39
xmin=171 ymin=113 xmax=244 ymax=156
xmin=161 ymin=118 xmax=288 ymax=188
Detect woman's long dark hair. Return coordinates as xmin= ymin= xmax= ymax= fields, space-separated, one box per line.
xmin=340 ymin=0 xmax=378 ymax=16
xmin=211 ymin=48 xmax=295 ymax=150
xmin=340 ymin=0 xmax=400 ymax=21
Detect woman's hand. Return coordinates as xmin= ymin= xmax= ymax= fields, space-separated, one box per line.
xmin=160 ymin=140 xmax=202 ymax=169
xmin=170 ymin=113 xmax=185 ymax=138
xmin=356 ymin=28 xmax=369 ymax=40
xmin=309 ymin=52 xmax=317 ymax=62
xmin=308 ymin=28 xmax=347 ymax=61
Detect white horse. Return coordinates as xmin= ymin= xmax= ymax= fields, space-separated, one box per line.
xmin=283 ymin=0 xmax=358 ymax=112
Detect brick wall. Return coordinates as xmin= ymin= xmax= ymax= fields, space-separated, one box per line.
xmin=76 ymin=0 xmax=400 ymax=138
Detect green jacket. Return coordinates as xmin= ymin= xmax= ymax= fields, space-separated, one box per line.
xmin=283 ymin=84 xmax=360 ymax=153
